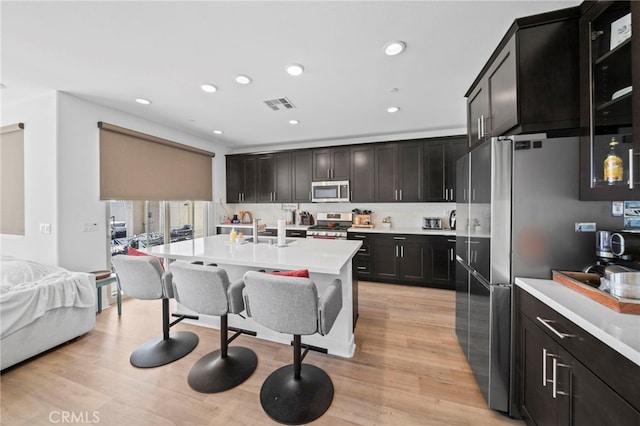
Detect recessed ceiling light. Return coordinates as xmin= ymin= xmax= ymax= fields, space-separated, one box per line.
xmin=135 ymin=98 xmax=151 ymax=105
xmin=383 ymin=41 xmax=406 ymax=56
xmin=235 ymin=75 xmax=252 ymax=85
xmin=289 ymin=120 xmax=300 ymax=125
xmin=286 ymin=64 xmax=305 ymax=76
xmin=213 ymin=130 xmax=223 ymax=135
xmin=201 ymin=83 xmax=217 ymax=93
xmin=387 ymin=106 xmax=400 ymax=113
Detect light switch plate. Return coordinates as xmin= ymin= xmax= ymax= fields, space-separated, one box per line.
xmin=39 ymin=223 xmax=51 ymax=234
xmin=82 ymin=222 xmax=99 ymax=232
xmin=575 ymin=222 xmax=596 ymax=232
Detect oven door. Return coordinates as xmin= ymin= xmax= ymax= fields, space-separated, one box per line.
xmin=311 ymin=181 xmax=350 ymax=202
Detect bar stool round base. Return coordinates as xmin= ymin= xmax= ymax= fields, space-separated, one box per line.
xmin=130 ymin=331 xmax=199 ymax=368
xmin=260 ymin=364 xmax=334 ymax=425
xmin=188 ymin=346 xmax=258 ymax=393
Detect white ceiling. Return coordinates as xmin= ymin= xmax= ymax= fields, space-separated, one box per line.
xmin=1 ymin=0 xmax=581 ymax=150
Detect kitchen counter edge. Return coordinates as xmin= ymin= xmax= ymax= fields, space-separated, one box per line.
xmin=347 ymin=227 xmax=456 ymax=236
xmin=515 ymin=277 xmax=640 ymax=366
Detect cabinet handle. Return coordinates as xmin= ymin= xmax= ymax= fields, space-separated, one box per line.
xmin=358 ymin=248 xmax=367 ymax=252
xmin=450 ymin=188 xmax=454 ymax=200
xmin=357 ymin=266 xmax=367 ymax=270
xmin=309 ymin=191 xmax=312 ymax=201
xmin=395 ymin=246 xmax=399 ymax=257
xmin=393 ymin=236 xmax=406 ymax=240
xmin=400 ymin=245 xmax=404 ymax=258
xmin=552 ymin=357 xmax=571 ymax=399
xmin=472 ymin=189 xmax=476 ymax=201
xmin=394 ymin=189 xmax=398 ymax=201
xmin=480 ymin=114 xmax=485 ymax=138
xmin=327 ymin=169 xmax=330 ymax=179
xmin=449 ymin=248 xmax=454 ymax=262
xmin=463 ymin=189 xmax=467 ymax=201
xmin=238 ymin=193 xmax=242 ymax=203
xmin=477 ymin=117 xmax=482 ymax=141
xmin=630 ymin=149 xmax=636 ymax=190
xmin=536 ymin=317 xmax=574 ymax=339
xmin=399 ymin=189 xmax=403 ymax=201
xmin=354 ymin=235 xmax=367 ymax=238
xmin=542 ymin=348 xmax=558 ymax=388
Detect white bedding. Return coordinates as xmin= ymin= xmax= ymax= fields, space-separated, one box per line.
xmin=0 ymin=256 xmax=95 ymax=339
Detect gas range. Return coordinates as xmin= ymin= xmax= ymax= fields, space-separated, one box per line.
xmin=306 ymin=212 xmax=353 ymax=240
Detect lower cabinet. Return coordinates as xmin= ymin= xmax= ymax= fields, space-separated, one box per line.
xmin=516 ymin=287 xmax=640 ymax=426
xmin=348 ymin=232 xmax=456 ymax=288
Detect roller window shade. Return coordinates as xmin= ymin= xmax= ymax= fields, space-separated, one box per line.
xmin=99 ymin=122 xmax=215 ymax=201
xmin=0 ymin=123 xmax=25 ymax=235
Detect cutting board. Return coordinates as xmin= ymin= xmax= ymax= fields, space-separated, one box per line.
xmin=552 ymin=270 xmax=640 ymax=315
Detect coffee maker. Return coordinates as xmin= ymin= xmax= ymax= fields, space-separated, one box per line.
xmin=593 ymin=229 xmax=640 ymax=272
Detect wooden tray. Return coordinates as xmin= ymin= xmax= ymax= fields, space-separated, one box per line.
xmin=352 ymin=224 xmax=375 ymax=228
xmin=552 ymin=270 xmax=640 ymax=315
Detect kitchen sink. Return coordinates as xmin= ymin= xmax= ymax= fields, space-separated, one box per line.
xmin=244 ymin=236 xmax=296 ymax=245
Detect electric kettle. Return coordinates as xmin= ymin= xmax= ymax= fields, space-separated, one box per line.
xmin=449 ymin=210 xmax=456 ymax=230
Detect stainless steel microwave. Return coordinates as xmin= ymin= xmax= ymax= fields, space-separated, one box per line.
xmin=311 ymin=180 xmax=350 ymax=203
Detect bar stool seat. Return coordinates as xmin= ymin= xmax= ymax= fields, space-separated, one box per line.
xmin=243 ymin=270 xmax=343 ymax=424
xmin=111 ymin=255 xmax=198 ymax=368
xmin=170 ymin=261 xmax=257 ymax=393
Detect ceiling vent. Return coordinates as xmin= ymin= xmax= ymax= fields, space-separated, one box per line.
xmin=264 ymin=97 xmax=296 ymax=111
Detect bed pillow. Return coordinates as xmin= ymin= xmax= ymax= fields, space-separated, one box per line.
xmin=268 ymin=269 xmax=309 ymax=278
xmin=126 ymin=247 xmax=165 ymax=269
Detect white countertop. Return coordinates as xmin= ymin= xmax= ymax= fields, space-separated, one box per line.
xmin=144 ymin=234 xmax=361 ymax=275
xmin=217 ymin=223 xmax=310 ymax=230
xmin=515 ymin=277 xmax=640 ymax=366
xmin=347 ymin=226 xmax=456 ymax=236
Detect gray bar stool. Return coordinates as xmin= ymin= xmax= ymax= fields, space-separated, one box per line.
xmin=242 ymin=270 xmax=343 ymax=425
xmin=170 ymin=261 xmax=257 ymax=393
xmin=111 ymin=255 xmax=199 ymax=368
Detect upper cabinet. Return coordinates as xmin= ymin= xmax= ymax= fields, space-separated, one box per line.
xmin=292 ymin=150 xmax=313 ymax=203
xmin=226 ymin=155 xmax=257 ymax=203
xmin=312 ymin=147 xmax=350 ymax=181
xmin=424 ymin=136 xmax=466 ymax=202
xmin=466 ymin=7 xmax=581 ymax=148
xmin=579 ymin=0 xmax=638 ymax=200
xmin=350 ymin=144 xmax=375 ymax=202
xmin=227 ymin=153 xmax=291 ymax=203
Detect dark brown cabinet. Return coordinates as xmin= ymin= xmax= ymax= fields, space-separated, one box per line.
xmin=350 ymin=145 xmax=375 ymax=202
xmin=579 ymin=0 xmax=639 ymax=200
xmin=466 ymin=7 xmax=581 ymax=148
xmin=228 ymin=153 xmax=291 ymax=203
xmin=292 ymin=150 xmax=312 ymax=202
xmin=375 ymin=141 xmax=424 ymax=202
xmin=226 ymin=155 xmax=257 ymax=203
xmin=374 ymin=144 xmax=398 ymax=202
xmin=348 ymin=232 xmax=373 ymax=277
xmin=516 ymin=287 xmax=640 ymax=426
xmin=424 ymin=136 xmax=466 ymax=202
xmin=349 ymin=231 xmax=457 ymax=288
xmin=426 ymin=236 xmax=456 ymax=289
xmin=312 ymin=147 xmax=350 ymax=181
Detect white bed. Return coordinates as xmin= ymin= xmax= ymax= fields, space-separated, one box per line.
xmin=1 ymin=256 xmax=96 ymax=370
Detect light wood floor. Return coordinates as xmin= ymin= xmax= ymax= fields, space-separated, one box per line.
xmin=1 ymin=281 xmax=523 ymax=425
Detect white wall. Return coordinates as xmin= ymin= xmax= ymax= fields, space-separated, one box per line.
xmin=0 ymin=92 xmax=59 ymax=265
xmin=2 ymin=91 xmax=227 ymax=272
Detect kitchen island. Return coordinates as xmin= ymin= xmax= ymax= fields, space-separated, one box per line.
xmin=144 ymin=234 xmax=362 ymax=358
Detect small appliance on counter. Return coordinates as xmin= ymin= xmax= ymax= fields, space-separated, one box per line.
xmin=422 ymin=217 xmax=442 ymax=230
xmin=351 ymin=208 xmax=373 ymax=227
xmin=449 ymin=210 xmax=456 ymax=230
xmin=238 ymin=210 xmax=253 ymax=224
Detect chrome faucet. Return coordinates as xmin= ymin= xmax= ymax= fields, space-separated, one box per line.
xmin=252 ymin=218 xmax=260 ymax=243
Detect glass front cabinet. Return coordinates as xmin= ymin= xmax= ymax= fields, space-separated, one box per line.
xmin=580 ymin=0 xmax=639 ymax=200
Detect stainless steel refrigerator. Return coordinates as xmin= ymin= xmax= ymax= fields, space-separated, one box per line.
xmin=455 ymin=134 xmax=615 ymax=415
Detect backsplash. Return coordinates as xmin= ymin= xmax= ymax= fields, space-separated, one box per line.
xmin=217 ymin=201 xmax=457 ymax=229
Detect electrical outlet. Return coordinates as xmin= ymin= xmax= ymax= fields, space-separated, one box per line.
xmin=575 ymin=222 xmax=596 ymax=232
xmin=82 ymin=222 xmax=99 ymax=232
xmin=39 ymin=223 xmax=51 ymax=234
